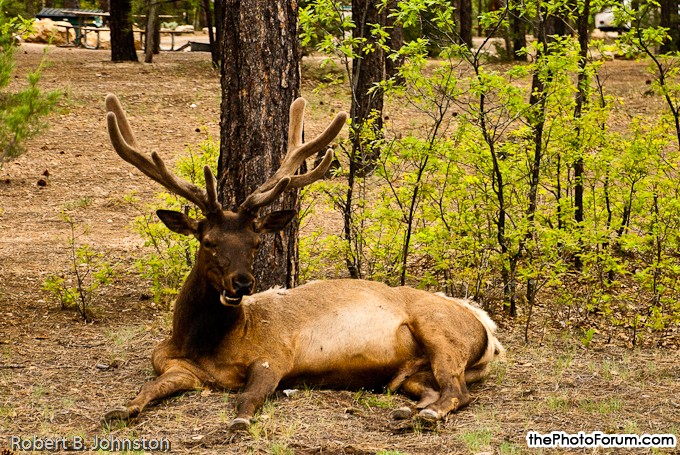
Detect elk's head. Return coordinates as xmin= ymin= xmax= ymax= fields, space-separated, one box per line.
xmin=105 ymin=94 xmax=346 ymax=305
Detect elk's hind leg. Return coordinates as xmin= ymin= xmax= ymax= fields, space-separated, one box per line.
xmin=389 ymin=369 xmax=440 ymax=420
xmin=395 ymin=362 xmax=488 ymax=420
xmin=408 ymin=334 xmax=473 ymax=420
xmin=416 ymin=355 xmax=472 ymax=421
xmin=103 ymin=366 xmax=202 ymax=424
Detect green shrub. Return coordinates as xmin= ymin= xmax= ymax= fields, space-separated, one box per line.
xmin=42 ymin=214 xmax=115 ymax=322
xmin=0 ymin=6 xmax=60 ymax=165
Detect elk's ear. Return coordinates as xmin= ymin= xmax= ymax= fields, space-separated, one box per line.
xmin=156 ymin=210 xmax=199 ymax=236
xmin=254 ymin=210 xmax=296 ymax=233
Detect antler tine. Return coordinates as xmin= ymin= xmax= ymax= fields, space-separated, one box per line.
xmin=106 ymin=93 xmax=222 ymax=215
xmin=106 ymin=93 xmax=139 ymax=150
xmin=239 ymin=99 xmax=347 ymax=215
xmin=287 ymin=97 xmax=306 ymax=153
xmin=239 ymin=177 xmax=291 ymax=214
xmin=204 ymin=165 xmax=219 ymax=210
xmin=275 ymin=107 xmax=346 ymax=187
xmin=107 ymin=112 xmax=165 ymax=183
xmin=150 ymin=153 xmax=222 ymax=213
xmin=288 ymin=149 xmax=334 ymax=188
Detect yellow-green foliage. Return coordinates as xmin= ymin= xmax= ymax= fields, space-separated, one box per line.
xmin=299 ymin=0 xmax=680 ymax=345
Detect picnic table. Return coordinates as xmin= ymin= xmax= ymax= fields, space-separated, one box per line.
xmin=60 ymin=9 xmax=109 ymax=48
xmin=56 ymin=25 xmax=192 ymax=51
xmin=138 ymin=29 xmax=196 ymax=52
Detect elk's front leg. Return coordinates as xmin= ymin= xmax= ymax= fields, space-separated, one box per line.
xmin=103 ymin=367 xmax=201 ymax=424
xmin=229 ymin=361 xmax=282 ymax=431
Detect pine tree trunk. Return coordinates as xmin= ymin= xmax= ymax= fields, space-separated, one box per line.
xmin=202 ymin=0 xmax=221 ymax=68
xmin=510 ymin=1 xmax=527 ymax=61
xmin=144 ymin=0 xmax=159 ymax=63
xmin=660 ymin=0 xmax=680 ymax=53
xmin=110 ymin=0 xmax=138 ymax=62
xmin=218 ymin=0 xmax=300 ymax=291
xmin=350 ymin=0 xmax=386 ymax=175
xmin=214 ymin=0 xmax=223 ymax=65
xmin=459 ymin=0 xmax=473 ymax=48
xmin=573 ymin=0 xmax=590 ymax=270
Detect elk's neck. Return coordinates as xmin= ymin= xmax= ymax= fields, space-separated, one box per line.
xmin=170 ymin=267 xmax=243 ymax=357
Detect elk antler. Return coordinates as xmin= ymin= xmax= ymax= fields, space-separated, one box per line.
xmin=239 ymin=98 xmax=347 ymax=214
xmin=105 ymin=93 xmax=222 ymax=215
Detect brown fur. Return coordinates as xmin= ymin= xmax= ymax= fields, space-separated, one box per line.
xmin=104 ymin=278 xmax=503 ymax=428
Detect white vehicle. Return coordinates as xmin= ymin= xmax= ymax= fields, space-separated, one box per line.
xmin=595 ymin=5 xmax=631 ymax=32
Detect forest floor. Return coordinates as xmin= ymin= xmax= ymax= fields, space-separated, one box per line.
xmin=0 ymin=43 xmax=678 ymax=455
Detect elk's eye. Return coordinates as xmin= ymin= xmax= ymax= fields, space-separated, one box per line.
xmin=203 ymin=240 xmax=215 ymax=249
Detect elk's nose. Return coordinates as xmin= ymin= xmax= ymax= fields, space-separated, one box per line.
xmin=232 ymin=274 xmax=255 ymax=296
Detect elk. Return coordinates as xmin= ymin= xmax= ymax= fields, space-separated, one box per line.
xmin=103 ymin=93 xmax=503 ymax=430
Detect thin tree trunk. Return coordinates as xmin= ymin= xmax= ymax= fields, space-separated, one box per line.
xmin=144 ymin=0 xmax=159 ymax=63
xmin=153 ymin=12 xmax=160 ymax=54
xmin=202 ymin=0 xmax=220 ymax=68
xmin=510 ymin=2 xmax=527 ymax=61
xmin=523 ymin=9 xmax=550 ymax=318
xmin=218 ymin=0 xmax=300 ymax=291
xmin=110 ymin=0 xmax=138 ymax=62
xmin=341 ymin=0 xmax=387 ymax=279
xmin=660 ymin=0 xmax=680 ymax=53
xmin=573 ymin=0 xmax=590 ymax=270
xmin=459 ymin=0 xmax=473 ymax=47
xmin=350 ymin=0 xmax=386 ymax=176
xmin=214 ymin=0 xmax=223 ymax=64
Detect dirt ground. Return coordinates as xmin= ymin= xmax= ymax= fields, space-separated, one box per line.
xmin=0 ymin=44 xmax=678 ymax=455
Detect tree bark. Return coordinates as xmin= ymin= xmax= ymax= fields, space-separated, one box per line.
xmin=110 ymin=0 xmax=138 ymax=62
xmin=459 ymin=0 xmax=473 ymax=48
xmin=202 ymin=0 xmax=223 ymax=68
xmin=545 ymin=13 xmax=567 ymax=45
xmin=350 ymin=0 xmax=386 ymax=175
xmin=510 ymin=1 xmax=527 ymax=61
xmin=573 ymin=0 xmax=590 ymax=269
xmin=144 ymin=0 xmax=159 ymax=63
xmin=202 ymin=0 xmax=216 ymax=67
xmin=64 ymin=0 xmax=80 ymax=9
xmin=214 ymin=0 xmax=224 ymax=64
xmin=218 ymin=0 xmax=300 ymax=291
xmin=660 ymin=0 xmax=680 ymax=53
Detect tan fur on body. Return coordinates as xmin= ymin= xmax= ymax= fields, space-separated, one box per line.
xmin=105 ymin=279 xmax=503 ymax=428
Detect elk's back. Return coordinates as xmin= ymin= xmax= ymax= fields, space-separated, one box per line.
xmin=209 ymin=279 xmax=493 ymax=389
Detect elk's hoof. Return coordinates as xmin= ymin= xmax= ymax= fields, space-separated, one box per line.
xmin=416 ymin=408 xmax=439 ymax=422
xmin=390 ymin=406 xmax=413 ymax=420
xmin=229 ymin=417 xmax=250 ymax=431
xmin=102 ymin=406 xmax=130 ymax=423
